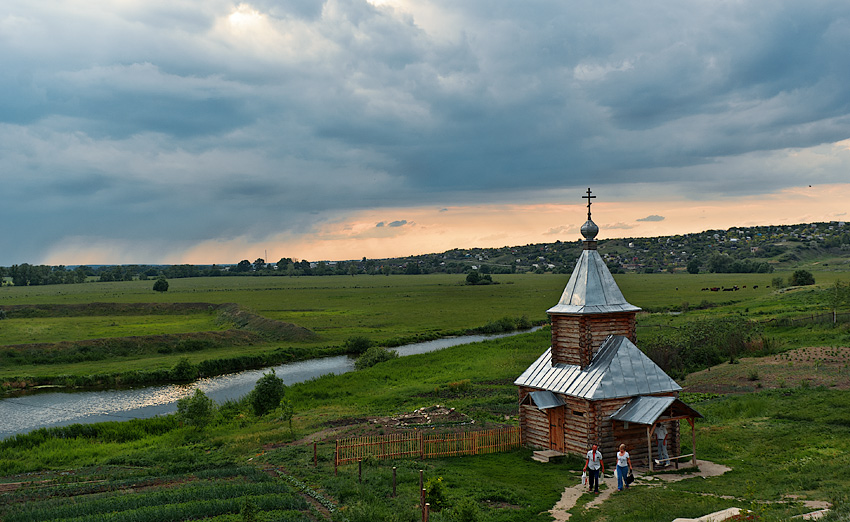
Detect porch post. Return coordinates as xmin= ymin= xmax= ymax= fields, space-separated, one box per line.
xmin=647 ymin=424 xmax=654 ymax=472
xmin=688 ymin=418 xmax=696 ymax=466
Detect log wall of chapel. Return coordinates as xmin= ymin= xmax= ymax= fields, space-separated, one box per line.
xmin=549 ymin=313 xmax=637 ymax=366
xmin=519 ymin=387 xmax=681 ymax=466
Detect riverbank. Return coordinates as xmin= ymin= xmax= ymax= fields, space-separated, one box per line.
xmin=0 ymin=328 xmax=540 ymax=439
xmin=1 ymin=274 xmax=555 ymax=392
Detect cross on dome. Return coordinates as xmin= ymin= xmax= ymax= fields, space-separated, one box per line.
xmin=580 ymin=188 xmax=599 ymax=243
xmin=582 ymin=187 xmax=595 ymax=221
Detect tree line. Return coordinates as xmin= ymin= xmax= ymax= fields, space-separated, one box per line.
xmin=0 ymin=257 xmax=482 ymax=287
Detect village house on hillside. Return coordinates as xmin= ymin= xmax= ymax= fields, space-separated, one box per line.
xmin=514 ymin=190 xmax=702 ymax=469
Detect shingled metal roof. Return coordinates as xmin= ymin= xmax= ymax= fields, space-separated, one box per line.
xmin=546 ymin=248 xmax=641 ymax=315
xmin=514 ymin=335 xmax=682 ymax=400
xmin=610 ymin=395 xmax=703 ymax=425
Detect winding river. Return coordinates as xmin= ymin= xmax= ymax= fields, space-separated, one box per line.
xmin=0 ymin=329 xmax=537 ymax=439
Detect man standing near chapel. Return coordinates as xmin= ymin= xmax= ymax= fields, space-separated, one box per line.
xmin=583 ymin=443 xmax=604 ymax=494
xmin=655 ymin=422 xmax=669 ymax=466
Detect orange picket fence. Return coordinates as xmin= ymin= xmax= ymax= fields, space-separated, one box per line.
xmin=335 ymin=427 xmax=521 ymax=467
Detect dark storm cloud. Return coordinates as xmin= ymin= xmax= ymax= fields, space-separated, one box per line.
xmin=2 ymin=0 xmax=850 ymax=263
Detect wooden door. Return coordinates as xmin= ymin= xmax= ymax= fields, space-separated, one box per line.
xmin=547 ymin=407 xmax=565 ymax=452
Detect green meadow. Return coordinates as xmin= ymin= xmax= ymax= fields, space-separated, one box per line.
xmin=2 ymin=270 xmax=850 ymax=521
xmin=3 ymin=271 xmax=847 ymax=386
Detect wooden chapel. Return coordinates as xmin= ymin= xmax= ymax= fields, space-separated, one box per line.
xmin=514 ymin=189 xmax=702 ymax=469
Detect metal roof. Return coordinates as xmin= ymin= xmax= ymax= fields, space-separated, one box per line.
xmin=514 ymin=335 xmax=682 ymax=400
xmin=523 ymin=390 xmax=566 ymax=410
xmin=547 ymin=248 xmax=641 ymax=315
xmin=610 ymin=395 xmax=703 ymax=425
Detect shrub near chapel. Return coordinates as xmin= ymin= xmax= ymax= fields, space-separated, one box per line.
xmin=176 ymin=389 xmax=216 ymax=429
xmin=249 ymin=370 xmax=286 ymax=416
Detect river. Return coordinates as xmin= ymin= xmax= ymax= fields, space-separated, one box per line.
xmin=0 ymin=329 xmax=537 ymax=439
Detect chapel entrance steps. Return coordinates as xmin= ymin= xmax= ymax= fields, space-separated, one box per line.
xmin=532 ymin=449 xmax=565 ymax=463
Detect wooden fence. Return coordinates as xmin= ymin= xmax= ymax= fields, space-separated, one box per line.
xmin=335 ymin=427 xmax=521 ymax=467
xmin=762 ymin=311 xmax=850 ymax=327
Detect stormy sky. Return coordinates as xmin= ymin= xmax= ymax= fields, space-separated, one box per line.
xmin=2 ymin=0 xmax=850 ymax=265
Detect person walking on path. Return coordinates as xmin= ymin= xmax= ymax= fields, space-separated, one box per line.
xmin=654 ymin=423 xmax=669 ymax=466
xmin=616 ymin=444 xmax=633 ymax=491
xmin=583 ymin=443 xmax=604 ymax=494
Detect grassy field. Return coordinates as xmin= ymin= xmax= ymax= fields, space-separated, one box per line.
xmin=2 ymin=327 xmax=848 ymax=521
xmin=4 ymin=271 xmax=848 ymax=386
xmin=2 ymin=271 xmax=850 ymax=520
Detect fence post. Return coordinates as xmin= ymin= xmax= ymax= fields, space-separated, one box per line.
xmin=420 ymin=432 xmax=425 ymax=460
xmin=358 ymin=459 xmax=362 ymax=483
xmin=334 ymin=442 xmax=338 ymax=477
xmin=314 ymin=441 xmax=317 ymax=468
xmin=392 ymin=467 xmax=397 ymax=497
xmin=424 ymin=502 xmax=430 ymax=522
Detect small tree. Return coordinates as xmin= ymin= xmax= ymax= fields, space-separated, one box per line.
xmin=827 ymin=280 xmax=850 ymax=323
xmin=789 ymin=270 xmax=815 ymax=287
xmin=176 ymin=389 xmax=216 ymax=429
xmin=279 ymin=398 xmax=295 ymax=439
xmin=686 ymin=258 xmax=700 ymax=274
xmin=249 ymin=370 xmax=286 ymax=416
xmin=153 ymin=276 xmax=169 ymax=292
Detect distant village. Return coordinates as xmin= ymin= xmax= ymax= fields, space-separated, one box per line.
xmin=2 ymin=221 xmax=848 ymax=286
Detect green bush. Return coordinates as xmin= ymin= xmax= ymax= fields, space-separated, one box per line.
xmin=343 ymin=336 xmax=374 ymax=354
xmin=176 ymin=389 xmax=216 ymax=429
xmin=152 ymin=276 xmax=169 ymax=292
xmin=171 ymin=357 xmax=197 ymax=382
xmin=471 ymin=316 xmax=531 ymax=334
xmin=450 ymin=496 xmax=481 ymax=522
xmin=789 ymin=269 xmax=815 ymax=286
xmin=248 ymin=370 xmax=286 ymax=416
xmin=425 ymin=476 xmax=448 ymax=511
xmin=354 ymin=346 xmax=399 ymax=370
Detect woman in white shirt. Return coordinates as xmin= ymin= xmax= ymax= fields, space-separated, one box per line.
xmin=616 ymin=443 xmax=632 ymax=491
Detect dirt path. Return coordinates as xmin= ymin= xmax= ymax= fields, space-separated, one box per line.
xmin=549 ymin=460 xmax=831 ymax=521
xmin=549 ymin=460 xmax=731 ymax=522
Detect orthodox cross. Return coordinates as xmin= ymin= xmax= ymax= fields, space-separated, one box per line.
xmin=582 ymin=187 xmax=596 ymax=220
